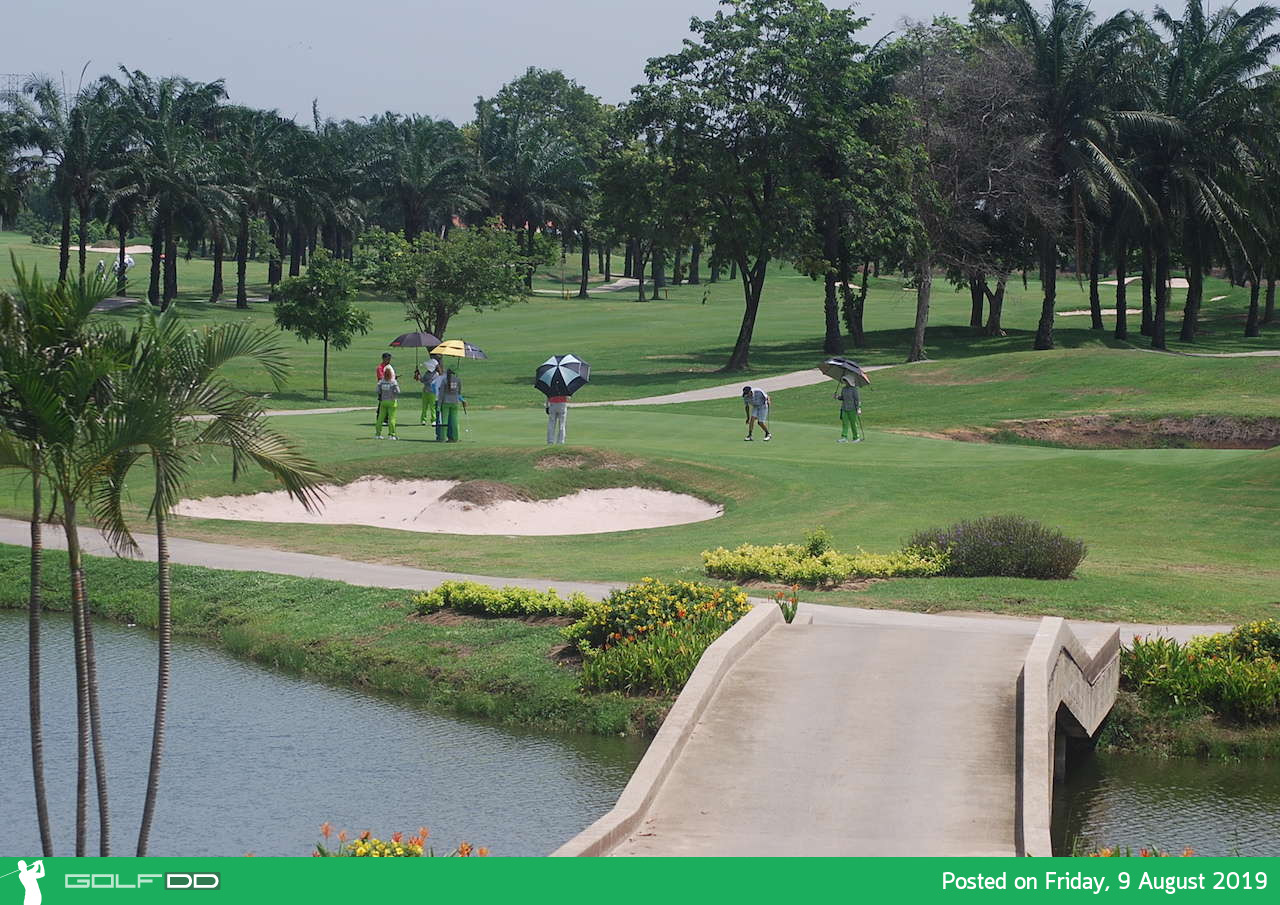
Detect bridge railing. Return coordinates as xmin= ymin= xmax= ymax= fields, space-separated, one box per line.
xmin=1016 ymin=616 xmax=1120 ymax=857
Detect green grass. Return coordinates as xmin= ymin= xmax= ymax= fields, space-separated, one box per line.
xmin=0 ymin=544 xmax=668 ymax=735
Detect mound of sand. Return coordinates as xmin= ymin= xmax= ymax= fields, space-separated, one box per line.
xmin=173 ymin=476 xmax=722 ymax=536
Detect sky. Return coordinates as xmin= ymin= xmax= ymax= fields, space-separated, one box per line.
xmin=7 ymin=0 xmax=1134 ymax=124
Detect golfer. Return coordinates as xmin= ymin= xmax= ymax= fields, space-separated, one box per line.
xmin=414 ymin=358 xmax=439 ymax=426
xmin=742 ymin=386 xmax=772 ymax=441
xmin=375 ymin=366 xmax=400 ymax=440
xmin=835 ymin=382 xmax=862 ymax=443
xmin=429 ymin=366 xmax=446 ymax=441
xmin=376 ymin=352 xmax=392 ymax=380
xmin=439 ymin=369 xmax=465 ymax=443
xmin=546 ymin=393 xmax=569 ymax=445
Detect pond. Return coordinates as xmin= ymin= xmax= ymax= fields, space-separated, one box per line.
xmin=0 ymin=610 xmax=645 ymax=857
xmin=1054 ymin=751 xmax=1280 ymax=856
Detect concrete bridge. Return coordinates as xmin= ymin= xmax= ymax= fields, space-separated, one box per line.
xmin=555 ymin=603 xmax=1122 ymax=857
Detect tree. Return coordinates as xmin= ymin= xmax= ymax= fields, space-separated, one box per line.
xmin=633 ymin=0 xmax=825 ymax=370
xmin=273 ymin=250 xmax=370 ymax=400
xmin=597 ymin=142 xmax=680 ymax=302
xmin=93 ymin=307 xmax=326 ymax=855
xmin=369 ymin=113 xmax=479 ymax=241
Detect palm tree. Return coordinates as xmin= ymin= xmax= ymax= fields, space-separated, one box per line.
xmin=371 ymin=113 xmax=480 ymax=241
xmin=0 ymin=259 xmax=128 ymax=855
xmin=1144 ymin=0 xmax=1280 ymax=344
xmin=997 ymin=0 xmax=1144 ymax=350
xmin=94 ymin=307 xmax=326 ymax=855
xmin=220 ymin=106 xmax=293 ymax=308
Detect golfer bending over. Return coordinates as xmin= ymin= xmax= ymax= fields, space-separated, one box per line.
xmin=742 ymin=386 xmax=772 ymax=441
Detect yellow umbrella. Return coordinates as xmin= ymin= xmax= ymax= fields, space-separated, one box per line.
xmin=430 ymin=340 xmax=488 ymax=360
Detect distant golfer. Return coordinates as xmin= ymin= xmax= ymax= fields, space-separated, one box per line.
xmin=835 ymin=382 xmax=863 ymax=443
xmin=741 ymin=386 xmax=772 ymax=441
xmin=439 ymin=369 xmax=465 ymax=443
xmin=376 ymin=352 xmax=392 ymax=380
xmin=546 ymin=393 xmax=569 ymax=445
xmin=375 ymin=366 xmax=400 ymax=440
xmin=429 ymin=367 xmax=446 ymax=441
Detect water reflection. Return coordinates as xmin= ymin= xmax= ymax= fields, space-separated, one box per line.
xmin=0 ymin=611 xmax=645 ymax=856
xmin=1054 ymin=751 xmax=1280 ymax=856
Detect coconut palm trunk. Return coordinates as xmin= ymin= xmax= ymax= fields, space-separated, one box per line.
xmin=236 ymin=211 xmax=250 ymax=309
xmin=1114 ymin=239 xmax=1129 ymax=340
xmin=1034 ymin=231 xmax=1058 ymax=350
xmin=137 ymin=467 xmax=172 ymax=856
xmin=63 ymin=502 xmax=91 ymax=856
xmin=28 ymin=461 xmax=54 ymax=856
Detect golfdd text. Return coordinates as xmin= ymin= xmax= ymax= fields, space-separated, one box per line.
xmin=941 ymin=870 xmax=1268 ymax=895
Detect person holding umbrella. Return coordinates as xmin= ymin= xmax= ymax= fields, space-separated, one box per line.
xmin=835 ymin=381 xmax=863 ymax=443
xmin=414 ymin=358 xmax=440 ymax=426
xmin=439 ymin=368 xmax=466 ymax=442
xmin=535 ymin=354 xmax=590 ymax=444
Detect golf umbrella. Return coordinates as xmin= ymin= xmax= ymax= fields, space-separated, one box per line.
xmin=389 ymin=330 xmax=442 ymax=366
xmin=819 ymin=357 xmax=871 ymax=387
xmin=431 ymin=339 xmax=488 ymax=360
xmin=535 ymin=354 xmax=591 ymax=397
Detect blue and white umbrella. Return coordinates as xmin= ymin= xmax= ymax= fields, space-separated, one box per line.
xmin=535 ymin=354 xmax=591 ymax=397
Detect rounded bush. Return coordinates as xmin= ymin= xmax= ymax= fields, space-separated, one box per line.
xmin=906 ymin=514 xmax=1086 ymax=580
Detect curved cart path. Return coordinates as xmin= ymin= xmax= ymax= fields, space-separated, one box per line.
xmin=576 ymin=365 xmax=899 ymax=408
xmin=0 ymin=517 xmax=1228 ymax=644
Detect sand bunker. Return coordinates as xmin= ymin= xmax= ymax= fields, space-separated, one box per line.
xmin=173 ymin=476 xmax=722 ymax=535
xmin=918 ymin=415 xmax=1280 ymax=450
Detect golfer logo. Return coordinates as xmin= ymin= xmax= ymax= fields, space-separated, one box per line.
xmin=7 ymin=861 xmax=44 ymax=905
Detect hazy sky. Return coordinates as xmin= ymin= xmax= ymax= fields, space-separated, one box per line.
xmin=7 ymin=0 xmax=1133 ymax=124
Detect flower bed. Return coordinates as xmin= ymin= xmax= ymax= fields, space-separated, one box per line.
xmin=411 ymin=580 xmax=589 ymax=618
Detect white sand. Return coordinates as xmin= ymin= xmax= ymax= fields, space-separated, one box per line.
xmin=1101 ymin=276 xmax=1189 ymax=289
xmin=86 ymin=244 xmax=152 ymax=254
xmin=174 ymin=476 xmax=723 ymax=536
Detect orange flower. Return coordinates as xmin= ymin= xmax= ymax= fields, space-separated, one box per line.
xmin=360 ymin=830 xmax=371 ymax=841
xmin=311 ymin=851 xmax=321 ymax=858
xmin=1139 ymin=848 xmax=1150 ymax=857
xmin=477 ymin=847 xmax=490 ymax=857
xmin=338 ymin=831 xmax=348 ymax=843
xmin=320 ymin=821 xmax=333 ymax=839
xmin=458 ymin=842 xmax=473 ymax=857
xmin=1183 ymin=847 xmax=1195 ymax=857
xmin=391 ymin=832 xmax=403 ymax=844
xmin=419 ymin=827 xmax=430 ymax=840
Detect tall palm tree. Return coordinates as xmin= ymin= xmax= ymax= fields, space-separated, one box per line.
xmin=1 ymin=260 xmax=129 ymax=855
xmin=998 ymin=0 xmax=1145 ymax=350
xmin=93 ymin=307 xmax=326 ymax=855
xmin=371 ymin=113 xmax=480 ymax=241
xmin=220 ymin=106 xmax=293 ymax=308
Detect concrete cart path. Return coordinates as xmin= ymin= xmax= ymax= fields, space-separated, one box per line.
xmin=576 ymin=365 xmax=898 ymax=408
xmin=612 ymin=614 xmax=1034 ymax=856
xmin=0 ymin=518 xmax=1227 ymax=644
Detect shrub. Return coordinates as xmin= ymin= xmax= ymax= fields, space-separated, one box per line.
xmin=804 ymin=526 xmax=833 ymax=557
xmin=702 ymin=542 xmax=946 ymax=587
xmin=410 ymin=580 xmax=588 ymax=618
xmin=566 ymin=578 xmax=752 ymax=695
xmin=1191 ymin=619 xmax=1280 ymax=661
xmin=905 ymin=514 xmax=1086 ymax=579
xmin=1124 ymin=632 xmax=1280 ymax=724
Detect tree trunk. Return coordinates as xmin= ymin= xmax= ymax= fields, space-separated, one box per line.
xmin=59 ymin=202 xmax=72 ymax=283
xmin=623 ymin=240 xmax=633 ymax=278
xmin=322 ymin=340 xmax=330 ymax=401
xmin=841 ymin=257 xmax=870 ymax=348
xmin=709 ymin=251 xmax=720 ymax=283
xmin=635 ymin=248 xmax=647 ymax=301
xmin=29 ymin=464 xmax=54 ymax=856
xmin=821 ymin=214 xmax=843 ymax=354
xmin=983 ymin=278 xmax=1007 ymax=336
xmin=148 ymin=223 xmax=163 ymax=306
xmin=117 ymin=225 xmax=128 ymax=296
xmin=907 ymin=256 xmax=932 ymax=362
xmin=137 ymin=475 xmax=171 ymax=856
xmin=729 ymin=259 xmax=738 ymax=282
xmin=210 ymin=237 xmax=224 ymax=302
xmin=604 ymin=245 xmax=612 ymax=281
xmin=289 ymin=225 xmax=303 ymax=277
xmin=1244 ymin=273 xmax=1262 ymax=338
xmin=688 ymin=240 xmax=701 ymax=284
xmin=1034 ymin=231 xmax=1057 ymax=350
xmin=1089 ymin=238 xmax=1103 ymax=330
xmin=163 ymin=208 xmax=178 ymax=309
xmin=1179 ymin=228 xmax=1204 ymax=342
xmin=524 ymin=224 xmax=535 ymax=290
xmin=672 ymin=246 xmax=684 ymax=285
xmin=597 ymin=241 xmax=604 ymax=275
xmin=578 ymin=230 xmax=590 ymax=299
xmin=724 ymin=258 xmax=768 ymax=370
xmin=78 ymin=199 xmax=91 ymax=277
xmin=1264 ymin=272 xmax=1276 ymax=325
xmin=968 ymin=274 xmax=984 ymax=329
xmin=1114 ymin=239 xmax=1128 ymax=341
xmin=1152 ymin=223 xmax=1171 ymax=350
xmin=1141 ymin=243 xmax=1154 ymax=336
xmin=236 ymin=212 xmax=250 ymax=308
xmin=651 ymin=247 xmax=663 ymax=300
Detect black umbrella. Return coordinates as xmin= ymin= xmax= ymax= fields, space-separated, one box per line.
xmin=390 ymin=331 xmax=443 ymax=366
xmin=535 ymin=354 xmax=591 ymax=397
xmin=819 ymin=357 xmax=871 ymax=387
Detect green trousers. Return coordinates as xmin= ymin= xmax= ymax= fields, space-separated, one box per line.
xmin=420 ymin=389 xmax=437 ymax=425
xmin=440 ymin=402 xmax=460 ymax=441
xmin=840 ymin=409 xmax=862 ymax=441
xmin=376 ymin=399 xmax=398 ymax=437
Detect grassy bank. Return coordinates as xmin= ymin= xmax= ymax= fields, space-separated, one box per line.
xmin=1099 ymin=691 xmax=1280 ymax=760
xmin=0 ymin=544 xmax=669 ymax=736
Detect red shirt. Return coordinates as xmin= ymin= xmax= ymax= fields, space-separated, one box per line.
xmin=548 ymin=396 xmax=569 ymax=404
xmin=376 ymin=363 xmax=388 ymax=380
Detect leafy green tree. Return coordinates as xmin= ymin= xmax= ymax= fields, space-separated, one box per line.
xmin=273 ymin=250 xmax=370 ymax=400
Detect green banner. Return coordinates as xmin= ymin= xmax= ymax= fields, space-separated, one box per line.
xmin=3 ymin=858 xmax=1276 ymax=904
